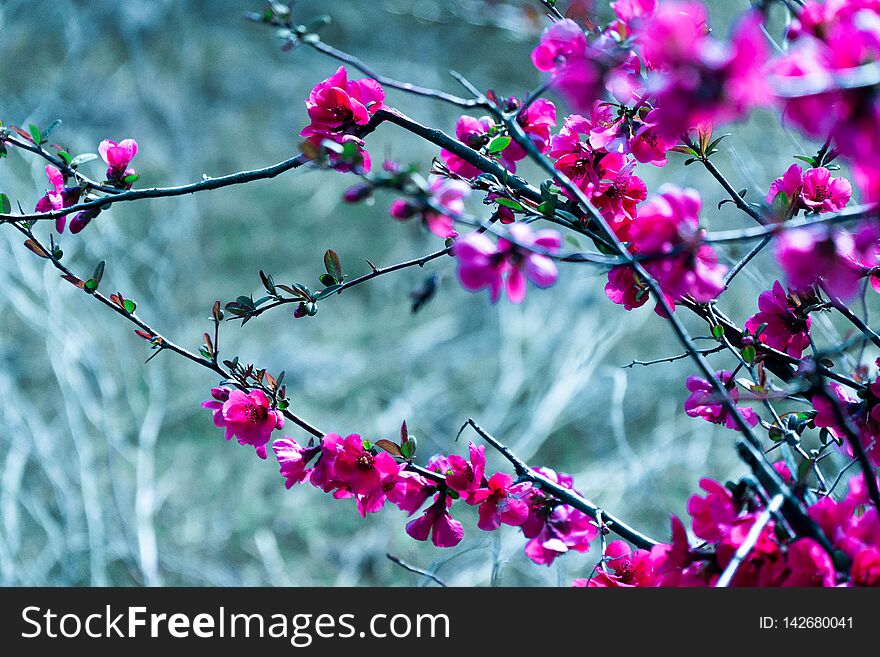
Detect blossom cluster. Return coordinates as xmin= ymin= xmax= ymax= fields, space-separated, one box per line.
xmin=577 ymin=473 xmax=880 ymax=587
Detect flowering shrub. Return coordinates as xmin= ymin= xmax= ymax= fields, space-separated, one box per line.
xmin=3 ymin=0 xmax=880 ymax=588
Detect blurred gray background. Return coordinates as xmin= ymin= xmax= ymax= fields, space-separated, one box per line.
xmin=0 ymin=0 xmax=858 ymax=585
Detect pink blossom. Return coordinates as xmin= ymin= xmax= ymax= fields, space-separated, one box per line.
xmin=850 ymin=547 xmax=880 ymax=586
xmin=453 ymin=223 xmax=561 ymax=303
xmin=467 ymin=472 xmax=531 ymax=531
xmin=405 ymin=495 xmax=464 ymax=548
xmin=272 ymin=437 xmax=321 ymax=489
xmin=98 ymin=138 xmax=138 ymax=183
xmin=743 ymin=281 xmax=812 ymax=357
xmin=766 ymin=164 xmax=852 ymax=214
xmin=501 ymin=98 xmax=557 ymax=163
xmin=531 ymin=19 xmax=588 ymax=73
xmin=587 ymin=540 xmax=661 ymax=587
xmin=630 ymin=185 xmax=726 ymax=307
xmin=801 ymin=167 xmax=852 ymax=212
xmin=524 ymin=504 xmax=598 ymax=565
xmin=774 ymin=226 xmax=867 ymax=301
xmin=440 ymin=115 xmax=493 ymax=178
xmin=443 ymin=441 xmax=486 ymax=496
xmin=781 ymin=538 xmax=837 ymax=587
xmin=684 ymin=371 xmax=760 ymax=431
xmin=205 ymin=388 xmax=285 ymax=459
xmin=605 ymin=264 xmax=649 ymax=311
xmin=34 ymin=165 xmax=81 ymax=233
xmin=813 ymin=380 xmax=880 ymax=468
xmin=325 ymin=433 xmax=399 ymax=499
xmin=636 ymin=8 xmax=769 ymax=139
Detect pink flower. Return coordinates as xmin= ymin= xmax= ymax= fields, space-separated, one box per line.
xmin=524 ymin=504 xmax=598 ymax=565
xmin=684 ymin=371 xmax=760 ymax=431
xmin=206 ymin=388 xmax=285 ymax=459
xmin=326 ymin=433 xmax=400 ymax=499
xmin=850 ymin=547 xmax=880 ymax=586
xmin=743 ymin=281 xmax=812 ymax=357
xmin=502 ymin=98 xmax=558 ymax=163
xmin=405 ymin=495 xmax=464 ymax=548
xmin=440 ymin=115 xmax=493 ymax=178
xmin=636 ymin=8 xmax=769 ymax=139
xmin=34 ymin=165 xmax=81 ymax=233
xmin=774 ymin=226 xmax=866 ymax=301
xmin=453 ymin=223 xmax=561 ymax=303
xmin=605 ymin=264 xmax=649 ymax=311
xmin=467 ymin=472 xmax=531 ymax=531
xmin=687 ymin=478 xmax=740 ymax=542
xmin=389 ymin=176 xmax=469 ymax=238
xmin=801 ymin=167 xmax=852 ymax=213
xmin=531 ymin=19 xmax=588 ymax=73
xmin=272 ymin=437 xmax=321 ymax=489
xmin=98 ymin=138 xmax=138 ymax=183
xmin=630 ymin=185 xmax=726 ymax=308
xmin=587 ymin=540 xmax=661 ymax=587
xmin=443 ymin=441 xmax=486 ymax=495
xmin=766 ymin=164 xmax=852 ymax=214
xmin=301 ymin=66 xmax=384 ymax=134
xmin=781 ymin=538 xmax=837 ymax=587
xmin=813 ymin=380 xmax=880 ymax=468
xmin=300 ymin=66 xmax=385 ymax=172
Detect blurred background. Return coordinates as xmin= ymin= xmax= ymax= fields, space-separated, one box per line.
xmin=0 ymin=0 xmax=858 ymax=586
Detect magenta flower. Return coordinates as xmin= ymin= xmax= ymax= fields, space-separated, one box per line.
xmin=630 ymin=185 xmax=726 ymax=308
xmin=801 ymin=167 xmax=852 ymax=213
xmin=204 ymin=388 xmax=284 ymax=459
xmin=388 ymin=175 xmax=469 ymax=238
xmin=34 ymin=165 xmax=81 ymax=233
xmin=743 ymin=281 xmax=812 ymax=357
xmin=605 ymin=265 xmax=649 ymax=311
xmin=385 ymin=470 xmax=434 ymax=515
xmin=467 ymin=473 xmax=531 ymax=531
xmin=774 ymin=226 xmax=866 ymax=301
xmin=781 ymin=538 xmax=837 ymax=587
xmin=636 ymin=8 xmax=769 ymax=139
xmin=687 ymin=478 xmax=740 ymax=543
xmin=442 ymin=441 xmax=486 ymax=496
xmin=440 ymin=115 xmax=493 ymax=178
xmin=813 ymin=379 xmax=880 ymax=468
xmin=586 ymin=540 xmax=661 ymax=587
xmin=684 ymin=371 xmax=760 ymax=431
xmin=501 ymin=98 xmax=557 ymax=163
xmin=301 ymin=66 xmax=384 ymax=135
xmin=98 ymin=138 xmax=138 ymax=183
xmin=272 ymin=437 xmax=321 ymax=489
xmin=326 ymin=433 xmax=399 ymax=498
xmin=531 ymin=19 xmax=587 ymax=73
xmin=405 ymin=495 xmax=464 ymax=548
xmin=850 ymin=547 xmax=880 ymax=587
xmin=766 ymin=164 xmax=851 ymax=214
xmin=524 ymin=504 xmax=598 ymax=566
xmin=453 ymin=223 xmax=561 ymax=304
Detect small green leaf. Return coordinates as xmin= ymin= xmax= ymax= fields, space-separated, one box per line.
xmin=28 ymin=123 xmax=42 ymax=144
xmin=495 ymin=198 xmax=523 ymax=212
xmin=319 ymin=273 xmax=336 ymax=287
xmin=122 ymin=298 xmax=137 ymax=314
xmin=83 ymin=278 xmax=99 ymax=294
xmin=92 ymin=260 xmax=105 ymax=286
xmin=711 ymin=324 xmax=725 ymax=339
xmin=742 ymin=344 xmax=757 ymax=364
xmin=58 ymin=151 xmax=72 ymax=166
xmin=487 ymin=135 xmax=511 ymax=154
xmin=0 ymin=193 xmax=11 ymax=214
xmin=361 ymin=439 xmax=373 ymax=451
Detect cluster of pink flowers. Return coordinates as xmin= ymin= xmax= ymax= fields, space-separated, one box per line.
xmin=453 ymin=223 xmax=561 ymax=303
xmin=771 ymin=0 xmax=880 ymax=200
xmin=577 ymin=473 xmax=880 ymax=587
xmin=34 ymin=137 xmax=138 ymax=234
xmin=441 ymin=97 xmax=557 ymax=178
xmin=300 ymin=66 xmax=386 ymax=171
xmin=766 ymin=164 xmax=852 ymax=215
xmin=813 ymin=369 xmax=880 ymax=468
xmin=605 ymin=186 xmax=726 ymax=313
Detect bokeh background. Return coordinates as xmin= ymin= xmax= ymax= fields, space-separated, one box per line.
xmin=0 ymin=0 xmax=858 ymax=585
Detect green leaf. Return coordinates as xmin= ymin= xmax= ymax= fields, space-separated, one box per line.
xmin=314 ymin=284 xmax=342 ymax=300
xmin=495 ymin=198 xmax=523 ymax=212
xmin=793 ymin=155 xmax=816 ymax=167
xmin=319 ymin=273 xmax=336 ymax=287
xmin=122 ymin=298 xmax=137 ymax=314
xmin=123 ymin=173 xmax=139 ymax=184
xmin=375 ymin=439 xmax=403 ymax=457
xmin=28 ymin=123 xmax=42 ymax=144
xmin=711 ymin=324 xmax=725 ymax=339
xmin=43 ymin=119 xmax=62 ymax=140
xmin=83 ymin=278 xmax=99 ymax=294
xmin=742 ymin=344 xmax=757 ymax=364
xmin=92 ymin=260 xmax=105 ymax=286
xmin=361 ymin=439 xmax=373 ymax=451
xmin=323 ymin=249 xmax=343 ymax=282
xmin=487 ymin=135 xmax=511 ymax=154
xmin=58 ymin=151 xmax=72 ymax=166
xmin=0 ymin=193 xmax=11 ymax=214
